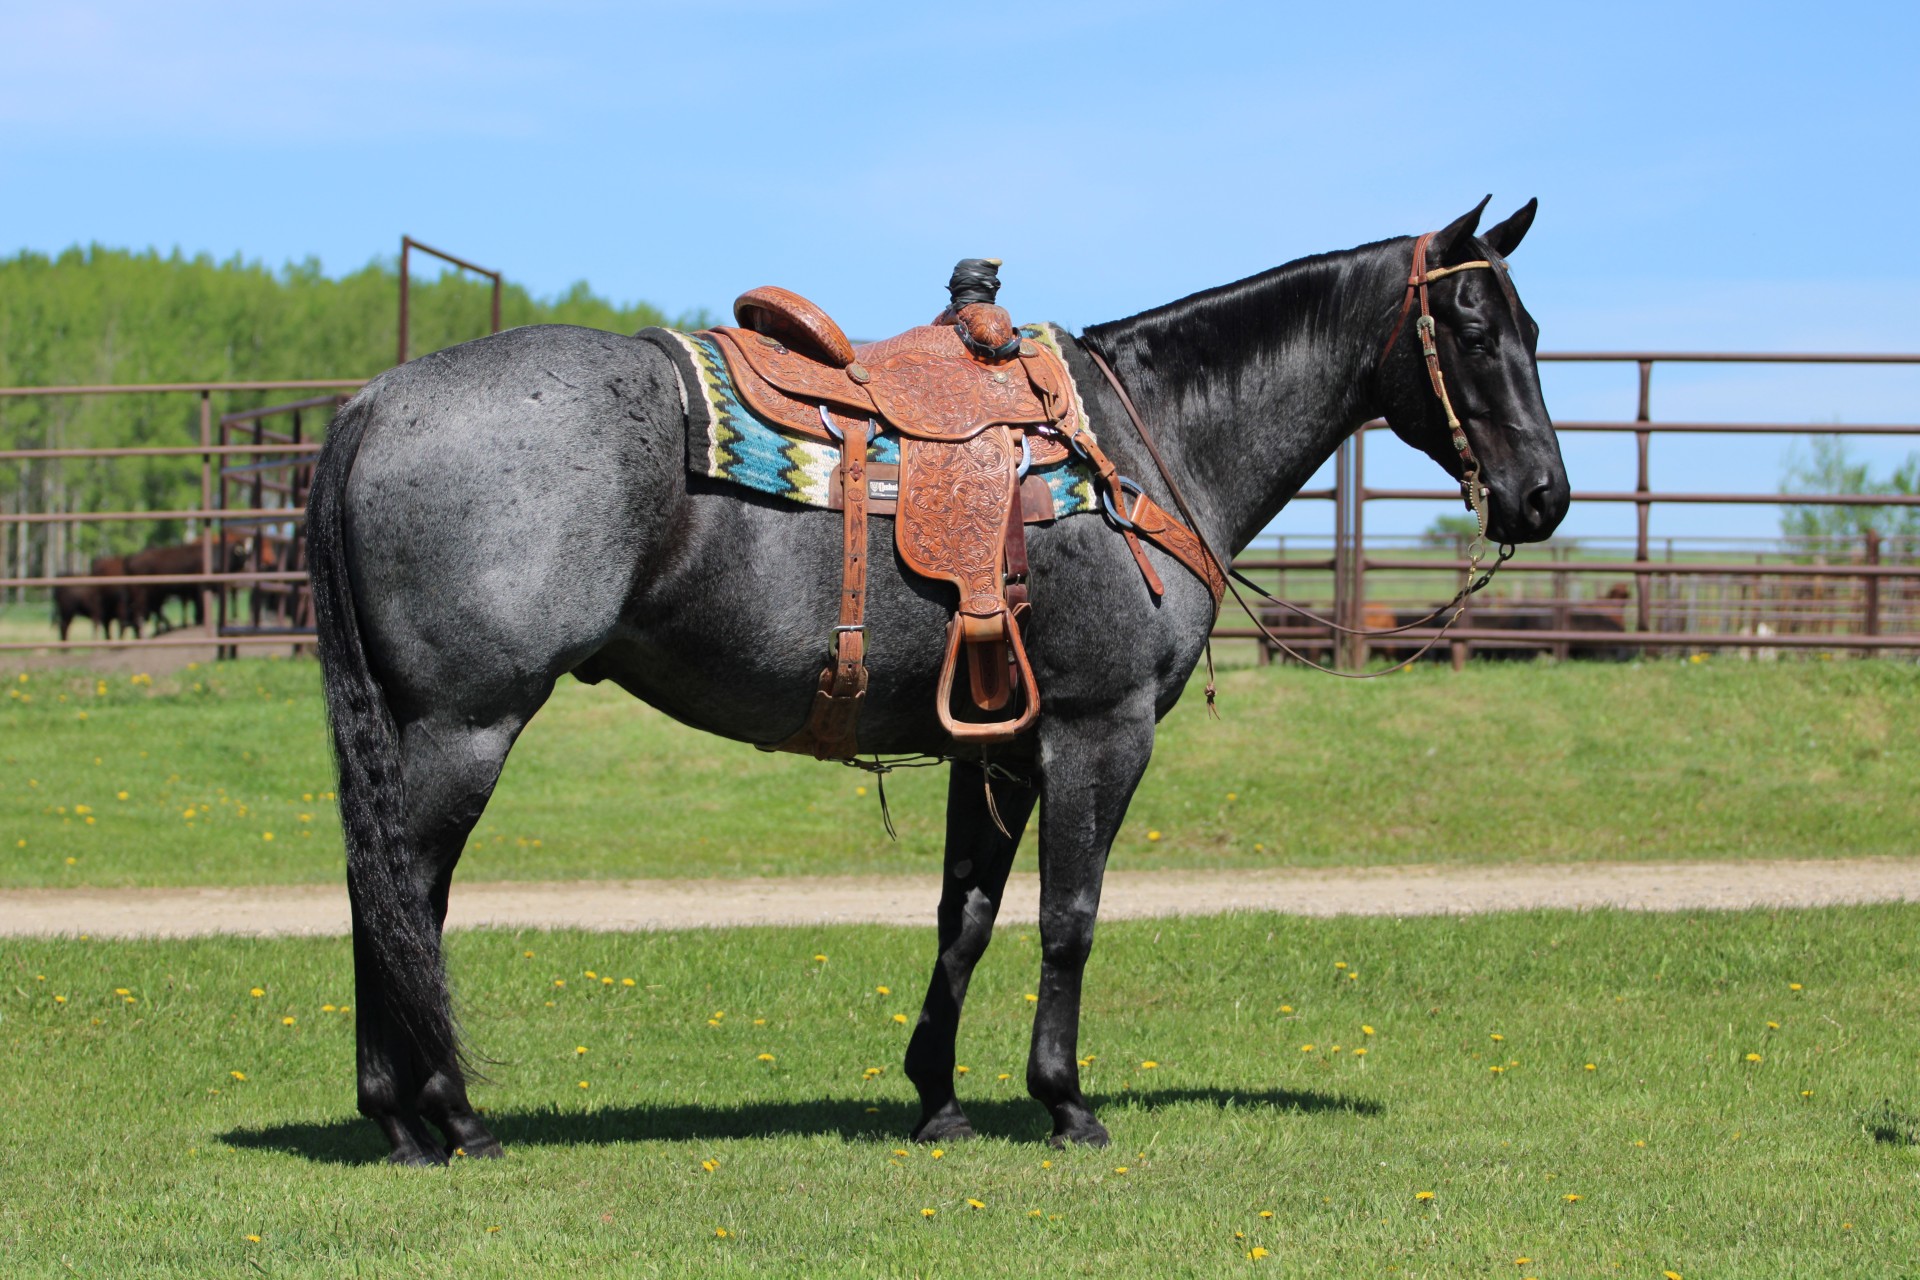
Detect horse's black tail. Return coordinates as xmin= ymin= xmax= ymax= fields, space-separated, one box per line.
xmin=308 ymin=391 xmax=460 ymax=1080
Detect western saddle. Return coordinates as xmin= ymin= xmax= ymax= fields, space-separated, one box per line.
xmin=703 ymin=259 xmax=1222 ymax=760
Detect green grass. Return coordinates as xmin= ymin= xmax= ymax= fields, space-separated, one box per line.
xmin=4 ymin=657 xmax=1919 ymax=888
xmin=4 ymin=908 xmax=1916 ymax=1276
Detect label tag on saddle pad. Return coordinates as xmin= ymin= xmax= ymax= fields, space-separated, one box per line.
xmin=868 ymin=476 xmax=899 ymax=502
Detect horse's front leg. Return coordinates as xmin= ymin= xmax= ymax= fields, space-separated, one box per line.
xmin=1027 ymin=706 xmax=1155 ymax=1147
xmin=904 ymin=760 xmax=1037 ymax=1142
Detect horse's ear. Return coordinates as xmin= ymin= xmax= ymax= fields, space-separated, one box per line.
xmin=1481 ymin=199 xmax=1538 ymax=257
xmin=1429 ymin=195 xmax=1492 ymax=264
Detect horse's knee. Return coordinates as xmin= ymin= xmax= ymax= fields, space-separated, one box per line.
xmin=1039 ymin=916 xmax=1096 ymax=972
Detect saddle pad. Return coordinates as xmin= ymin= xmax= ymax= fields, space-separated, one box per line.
xmin=644 ymin=324 xmax=1099 ymax=518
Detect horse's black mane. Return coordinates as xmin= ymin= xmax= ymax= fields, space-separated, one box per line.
xmin=1079 ymin=237 xmax=1407 ymax=406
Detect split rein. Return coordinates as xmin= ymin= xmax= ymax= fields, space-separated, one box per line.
xmin=1086 ymin=230 xmax=1519 ymax=682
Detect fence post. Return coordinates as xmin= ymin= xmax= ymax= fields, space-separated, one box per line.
xmin=1634 ymin=359 xmax=1653 ymax=644
xmin=1351 ymin=427 xmax=1368 ymax=670
xmin=199 ymin=391 xmax=217 ymax=650
xmin=1332 ymin=436 xmax=1350 ymax=669
xmin=1864 ymin=528 xmax=1881 ymax=636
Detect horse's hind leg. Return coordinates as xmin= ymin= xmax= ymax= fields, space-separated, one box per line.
xmin=354 ymin=702 xmax=538 ymax=1164
xmin=904 ymin=761 xmax=1037 ymax=1142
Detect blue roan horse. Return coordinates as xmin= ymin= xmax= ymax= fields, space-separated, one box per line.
xmin=308 ymin=198 xmax=1568 ymax=1164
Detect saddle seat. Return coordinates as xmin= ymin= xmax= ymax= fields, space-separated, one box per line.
xmin=705 ymin=272 xmax=1222 ymax=761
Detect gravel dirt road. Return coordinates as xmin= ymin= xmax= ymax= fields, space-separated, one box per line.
xmin=4 ymin=858 xmax=1917 ymax=939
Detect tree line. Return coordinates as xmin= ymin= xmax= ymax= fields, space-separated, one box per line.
xmin=0 ymin=245 xmax=704 ymax=591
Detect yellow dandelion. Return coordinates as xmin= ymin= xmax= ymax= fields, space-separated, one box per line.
xmin=1564 ymin=1194 xmax=1581 ymax=1202
xmin=967 ymin=1198 xmax=985 ymax=1209
xmin=1766 ymin=1021 xmax=1780 ymax=1030
xmin=714 ymin=1227 xmax=729 ymax=1238
xmin=585 ymin=971 xmax=598 ymax=980
xmin=701 ymin=1159 xmax=718 ymax=1172
xmin=116 ymin=790 xmax=128 ymax=800
xmin=931 ymin=1149 xmax=945 ymax=1159
xmin=622 ymin=978 xmax=635 ymax=986
xmin=1664 ymin=1271 xmax=1683 ymax=1279
xmin=486 ymin=1225 xmax=501 ymax=1233
xmin=1490 ymin=1066 xmax=1505 ymax=1074
xmin=578 ymin=1080 xmax=590 ymax=1089
xmin=1029 ymin=1209 xmax=1043 ymax=1218
xmin=814 ymin=954 xmax=828 ymax=963
xmin=956 ymin=1065 xmax=970 ymax=1074
xmin=1353 ymin=1047 xmax=1368 ymax=1057
xmin=115 ymin=988 xmax=130 ymax=996
xmin=892 ymin=1148 xmax=909 ymax=1157
xmin=322 ymin=1004 xmax=336 ymax=1012
xmin=1146 ymin=830 xmax=1161 ymax=841
xmin=1024 ymin=993 xmax=1038 ymax=1003
xmin=1279 ymin=1004 xmax=1294 ymax=1014
xmin=921 ymin=1208 xmax=936 ymax=1218
xmin=1248 ymin=1247 xmax=1270 ymax=1259
xmin=230 ymin=1071 xmax=247 ymax=1081
xmin=1801 ymin=1090 xmax=1814 ymax=1098
xmin=1334 ymin=962 xmax=1347 ymax=970
xmin=523 ymin=950 xmax=535 ymax=959
xmin=1041 ymin=1159 xmax=1053 ymax=1169
xmin=601 ymin=977 xmax=613 ymax=986
xmin=855 ymin=785 xmax=868 ymax=796
xmin=1514 ymin=1258 xmax=1531 ymax=1266
xmin=245 ymin=1234 xmax=261 ymax=1243
xmin=1415 ymin=1191 xmax=1435 ymax=1202
xmin=892 ymin=1013 xmax=909 ymax=1024
xmin=1490 ymin=1033 xmax=1504 ymax=1041
xmin=1301 ymin=1044 xmax=1315 ymax=1052
xmin=1789 ymin=983 xmax=1802 ymax=991
xmin=553 ymin=979 xmax=565 ymax=987
xmin=1584 ymin=1062 xmax=1596 ymax=1071
xmin=1140 ymin=1060 xmax=1159 ymax=1069
xmin=282 ymin=1016 xmax=295 ymax=1026
xmin=261 ymin=832 xmax=274 ymax=842
xmin=54 ymin=995 xmax=67 ymax=1004
xmin=997 ymin=1072 xmax=1011 ymax=1080
xmin=1113 ymin=1166 xmax=1128 ymax=1174
xmin=1745 ymin=1053 xmax=1763 ymax=1063
xmin=1361 ymin=1025 xmax=1375 ymax=1035
xmin=1259 ymin=1210 xmax=1273 ymax=1219
xmin=876 ymin=985 xmax=891 ymax=995
xmin=757 ymin=1053 xmax=775 ymax=1062
xmin=575 ymin=1046 xmax=588 ymax=1055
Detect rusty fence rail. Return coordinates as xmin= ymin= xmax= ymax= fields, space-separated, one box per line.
xmin=4 ymin=352 xmax=1919 ymax=664
xmin=1225 ymin=351 xmax=1920 ymax=667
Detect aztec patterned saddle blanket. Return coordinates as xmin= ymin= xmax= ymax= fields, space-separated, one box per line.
xmin=643 ymin=265 xmax=1221 ymax=760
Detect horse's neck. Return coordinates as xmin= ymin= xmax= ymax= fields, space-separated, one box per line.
xmin=1084 ymin=247 xmax=1396 ymax=557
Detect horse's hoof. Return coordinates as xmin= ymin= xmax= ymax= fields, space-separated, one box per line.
xmin=910 ymin=1105 xmax=977 ymax=1143
xmin=1047 ymin=1119 xmax=1111 ymax=1149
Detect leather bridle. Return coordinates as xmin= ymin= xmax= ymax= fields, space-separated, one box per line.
xmin=1379 ymin=230 xmax=1524 ymax=531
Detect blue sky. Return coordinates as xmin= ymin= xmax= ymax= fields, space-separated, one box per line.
xmin=3 ymin=0 xmax=1915 ymax=540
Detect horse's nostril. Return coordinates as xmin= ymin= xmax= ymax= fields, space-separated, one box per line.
xmin=1522 ymin=476 xmax=1564 ymax=530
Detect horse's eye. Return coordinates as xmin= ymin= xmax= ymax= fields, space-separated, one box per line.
xmin=1459 ymin=328 xmax=1490 ymax=352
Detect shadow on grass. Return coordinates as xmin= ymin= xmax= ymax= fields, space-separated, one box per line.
xmin=223 ymin=1086 xmax=1382 ymax=1166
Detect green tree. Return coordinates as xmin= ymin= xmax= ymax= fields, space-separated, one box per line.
xmin=1778 ymin=435 xmax=1920 ymax=541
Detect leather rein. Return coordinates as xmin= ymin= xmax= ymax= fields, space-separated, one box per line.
xmin=1085 ymin=230 xmax=1521 ymax=680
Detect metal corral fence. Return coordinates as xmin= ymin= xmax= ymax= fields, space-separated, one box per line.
xmin=3 ymin=352 xmax=1918 ymax=664
xmin=1221 ymin=351 xmax=1920 ymax=667
xmin=0 ymin=380 xmax=360 ymax=653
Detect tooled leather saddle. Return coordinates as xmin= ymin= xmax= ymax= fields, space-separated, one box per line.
xmin=700 ymin=259 xmax=1222 ymax=760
